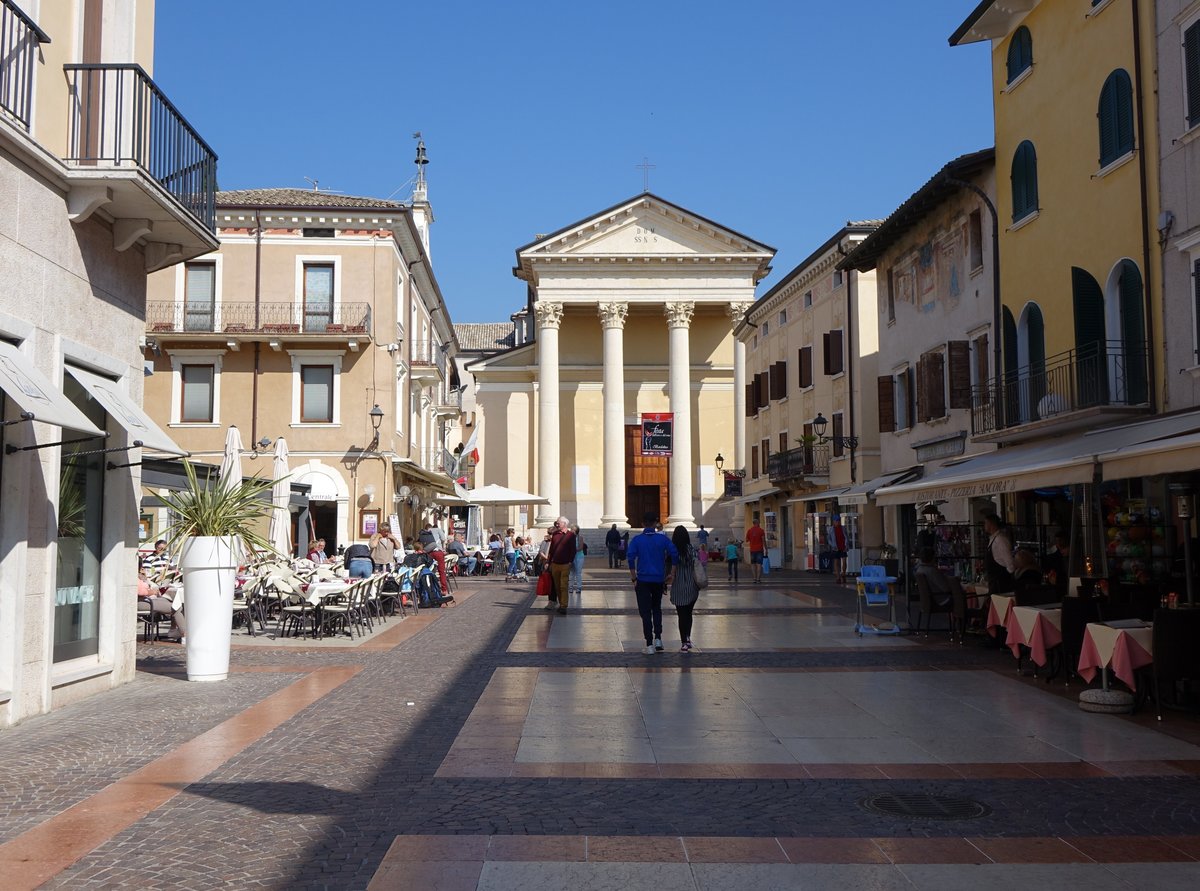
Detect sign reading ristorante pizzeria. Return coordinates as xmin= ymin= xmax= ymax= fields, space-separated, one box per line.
xmin=641 ymin=412 xmax=673 ymax=456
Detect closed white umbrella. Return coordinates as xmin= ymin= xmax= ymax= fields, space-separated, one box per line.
xmin=268 ymin=437 xmax=291 ymax=557
xmin=218 ymin=425 xmax=244 ymax=492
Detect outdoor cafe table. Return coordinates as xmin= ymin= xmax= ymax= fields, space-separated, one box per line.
xmin=1005 ymin=604 xmax=1062 ymax=668
xmin=986 ymin=592 xmax=1015 ymax=636
xmin=1077 ymin=620 xmax=1154 ymax=691
xmin=305 ymin=579 xmax=351 ymax=605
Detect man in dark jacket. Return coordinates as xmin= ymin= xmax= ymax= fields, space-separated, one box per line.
xmin=605 ymin=524 xmax=622 ymax=568
xmin=546 ymin=518 xmax=577 ymax=615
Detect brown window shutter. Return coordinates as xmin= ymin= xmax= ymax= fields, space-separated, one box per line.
xmin=948 ymin=341 xmax=971 ymax=409
xmin=832 ymin=413 xmax=844 ymax=457
xmin=802 ymin=422 xmax=814 ymax=468
xmin=822 ymin=332 xmax=832 ymax=375
xmin=757 ymin=372 xmax=769 ymax=408
xmin=761 ymin=438 xmax=770 ymax=463
xmin=878 ymin=375 xmax=896 ymax=433
xmin=769 ymin=363 xmax=779 ymax=400
xmin=929 ymin=351 xmax=946 ymax=419
xmin=778 ymin=432 xmax=787 ymax=453
xmin=745 ymin=382 xmax=757 ymax=417
xmin=830 ymin=329 xmax=844 ymax=375
xmin=915 ymin=355 xmax=927 ymax=423
xmin=799 ymin=346 xmax=812 ymax=388
xmin=772 ymin=360 xmax=787 ymax=399
xmin=751 ymin=445 xmax=759 ymax=478
xmin=907 ymin=366 xmax=916 ymax=424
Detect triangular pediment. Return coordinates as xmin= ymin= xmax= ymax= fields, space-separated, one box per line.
xmin=517 ymin=194 xmax=774 ymax=261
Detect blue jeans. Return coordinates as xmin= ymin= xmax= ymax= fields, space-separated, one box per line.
xmin=506 ymin=552 xmax=519 ymax=575
xmin=570 ymin=551 xmax=585 ymax=591
xmin=348 ymin=558 xmax=373 ymax=579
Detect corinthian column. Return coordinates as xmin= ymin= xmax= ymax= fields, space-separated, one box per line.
xmin=599 ymin=302 xmax=629 ymax=528
xmin=665 ymin=301 xmax=695 ymax=528
xmin=728 ymin=303 xmax=752 ymax=473
xmin=534 ymin=301 xmax=564 ymax=527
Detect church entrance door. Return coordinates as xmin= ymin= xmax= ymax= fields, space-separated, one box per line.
xmin=625 ymin=424 xmax=668 ymax=525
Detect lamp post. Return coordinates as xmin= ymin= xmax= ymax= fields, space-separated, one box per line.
xmin=811 ymin=412 xmax=859 ymax=463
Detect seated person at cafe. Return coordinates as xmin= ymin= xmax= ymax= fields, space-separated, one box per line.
xmin=403 ymin=544 xmax=453 ymax=608
xmin=1012 ymin=547 xmax=1045 ymax=595
xmin=141 ymin=539 xmax=175 ymax=583
xmin=137 ymin=568 xmax=185 ymax=639
xmin=446 ymin=533 xmax=476 ymax=575
xmin=914 ymin=548 xmax=956 ymax=608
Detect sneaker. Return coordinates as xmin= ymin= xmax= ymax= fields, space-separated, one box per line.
xmin=544 ymin=599 xmax=557 ymax=610
xmin=653 ymin=638 xmax=664 ymax=652
xmin=680 ymin=641 xmax=692 ymax=653
xmin=557 ymin=606 xmax=567 ymax=616
xmin=643 ymin=644 xmax=656 ymax=655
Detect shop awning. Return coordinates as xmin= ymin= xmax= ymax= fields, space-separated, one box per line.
xmin=874 ymin=410 xmax=1200 ymax=506
xmin=838 ymin=467 xmax=923 ymax=506
xmin=393 ymin=457 xmax=457 ymax=496
xmin=65 ymin=365 xmax=187 ymax=457
xmin=0 ymin=340 xmax=104 ymax=437
xmin=786 ymin=487 xmax=848 ymax=505
xmin=1100 ymin=428 xmax=1200 ymax=481
xmin=726 ymin=487 xmax=781 ymax=507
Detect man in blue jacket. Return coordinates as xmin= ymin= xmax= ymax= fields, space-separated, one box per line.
xmin=626 ymin=511 xmax=679 ymax=654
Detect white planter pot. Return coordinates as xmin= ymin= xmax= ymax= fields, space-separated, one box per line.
xmin=180 ymin=536 xmax=239 ymax=682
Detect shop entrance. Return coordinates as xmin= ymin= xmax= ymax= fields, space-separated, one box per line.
xmin=625 ymin=424 xmax=668 ymax=524
xmin=309 ymin=501 xmax=339 ymax=552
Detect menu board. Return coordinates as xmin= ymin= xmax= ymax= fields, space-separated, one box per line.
xmin=641 ymin=412 xmax=673 ymax=456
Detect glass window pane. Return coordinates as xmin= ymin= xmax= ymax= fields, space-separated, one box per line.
xmin=185 ymin=263 xmax=215 ymax=307
xmin=181 ymin=364 xmax=214 ymax=422
xmin=304 ymin=265 xmax=334 ymax=303
xmin=55 ymin=375 xmax=106 ymax=662
xmin=301 ymin=365 xmax=333 ymax=422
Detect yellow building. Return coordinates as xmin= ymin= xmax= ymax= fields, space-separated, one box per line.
xmin=143 ymin=184 xmax=460 ymax=552
xmin=466 ymin=194 xmax=773 ymax=541
xmin=952 ymin=0 xmax=1161 ymax=443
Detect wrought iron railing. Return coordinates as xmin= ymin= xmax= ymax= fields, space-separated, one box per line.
xmin=410 ymin=339 xmax=448 ymax=377
xmin=0 ymin=1 xmax=48 ymax=130
xmin=146 ymin=301 xmax=372 ymax=335
xmin=64 ymin=63 xmax=217 ymax=231
xmin=767 ymin=444 xmax=831 ymax=482
xmin=971 ymin=339 xmax=1149 ymax=435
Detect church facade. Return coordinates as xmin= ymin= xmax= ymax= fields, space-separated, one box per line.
xmin=467 ymin=194 xmax=774 ymax=537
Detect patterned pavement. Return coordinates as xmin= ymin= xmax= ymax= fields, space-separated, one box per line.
xmin=1 ymin=568 xmax=1199 ymax=889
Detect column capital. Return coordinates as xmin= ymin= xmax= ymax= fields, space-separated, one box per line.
xmin=664 ymin=301 xmax=695 ymax=329
xmin=534 ymin=301 xmax=564 ymax=330
xmin=727 ymin=302 xmax=753 ymax=329
xmin=597 ymin=301 xmax=629 ymax=330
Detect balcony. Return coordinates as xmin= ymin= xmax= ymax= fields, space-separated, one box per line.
xmin=146 ymin=301 xmax=372 ymax=348
xmin=971 ymin=339 xmax=1150 ymax=443
xmin=0 ymin=0 xmax=48 ymax=131
xmin=434 ymin=387 xmax=463 ymax=417
xmin=767 ymin=445 xmax=831 ymax=484
xmin=62 ymin=63 xmax=218 ymax=267
xmin=409 ymin=339 xmax=447 ymax=381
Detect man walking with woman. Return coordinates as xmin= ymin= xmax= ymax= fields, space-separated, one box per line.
xmin=626 ymin=512 xmax=679 ymax=654
xmin=670 ymin=525 xmax=702 ymax=652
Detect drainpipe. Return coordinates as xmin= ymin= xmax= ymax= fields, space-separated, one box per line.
xmin=837 ymin=237 xmax=858 ymax=484
xmin=404 ymin=256 xmax=421 ymax=462
xmin=1131 ymin=0 xmax=1158 ymax=411
xmin=251 ymin=209 xmax=263 ymax=447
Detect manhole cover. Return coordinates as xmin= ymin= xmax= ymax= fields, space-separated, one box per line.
xmin=859 ymin=793 xmax=991 ymax=821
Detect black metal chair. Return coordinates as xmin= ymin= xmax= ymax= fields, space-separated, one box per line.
xmin=1153 ymin=607 xmax=1200 ymax=720
xmin=914 ymin=573 xmax=958 ymax=640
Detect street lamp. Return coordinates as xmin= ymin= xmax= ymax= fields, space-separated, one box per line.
xmin=811 ymin=413 xmax=859 ymax=450
xmin=714 ymin=452 xmax=746 ymax=478
xmin=369 ymin=404 xmax=384 ymax=432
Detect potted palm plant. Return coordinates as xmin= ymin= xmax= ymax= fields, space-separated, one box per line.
xmin=158 ymin=460 xmax=277 ymax=681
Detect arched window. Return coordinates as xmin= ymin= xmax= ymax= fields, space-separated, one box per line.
xmin=1017 ymin=304 xmax=1047 ymax=421
xmin=1098 ymin=69 xmax=1134 ymax=167
xmin=1072 ymin=267 xmax=1108 ymax=407
xmin=1011 ymin=141 xmax=1039 ymax=222
xmin=1006 ymin=26 xmax=1033 ymax=84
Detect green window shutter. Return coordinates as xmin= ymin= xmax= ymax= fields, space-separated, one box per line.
xmin=1100 ymin=70 xmax=1134 ymax=166
xmin=1012 ymin=141 xmax=1038 ymax=221
xmin=1193 ymin=258 xmax=1200 ymax=362
xmin=1186 ymin=22 xmax=1200 ymax=128
xmin=1006 ymin=27 xmax=1032 ymax=84
xmin=1117 ymin=261 xmax=1148 ymax=404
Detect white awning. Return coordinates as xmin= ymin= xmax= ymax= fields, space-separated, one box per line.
xmin=393 ymin=457 xmax=457 ymax=496
xmin=786 ymin=487 xmax=848 ymax=505
xmin=65 ymin=365 xmax=187 ymax=457
xmin=874 ymin=410 xmax=1200 ymax=506
xmin=0 ymin=340 xmax=104 ymax=437
xmin=726 ymin=487 xmax=781 ymax=507
xmin=1100 ymin=428 xmax=1200 ymax=481
xmin=838 ymin=468 xmax=922 ymax=506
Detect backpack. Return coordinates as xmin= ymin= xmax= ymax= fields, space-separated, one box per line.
xmin=694 ymin=552 xmax=709 ymax=590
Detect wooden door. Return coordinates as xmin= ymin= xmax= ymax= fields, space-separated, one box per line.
xmin=625 ymin=424 xmax=669 ymax=524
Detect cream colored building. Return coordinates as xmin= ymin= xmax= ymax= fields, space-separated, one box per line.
xmin=1 ymin=0 xmax=216 ymax=725
xmin=466 ymin=194 xmax=773 ymax=540
xmin=143 ymin=182 xmax=459 ymax=552
xmin=734 ymin=225 xmax=880 ymax=571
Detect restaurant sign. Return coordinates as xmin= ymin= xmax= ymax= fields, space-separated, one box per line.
xmin=723 ymin=473 xmax=744 ymax=498
xmin=641 ymin=412 xmax=673 ymax=456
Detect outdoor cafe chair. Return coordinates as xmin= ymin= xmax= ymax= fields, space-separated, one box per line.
xmin=277 ymin=590 xmax=317 ymax=639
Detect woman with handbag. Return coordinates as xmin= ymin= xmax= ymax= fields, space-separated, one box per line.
xmin=669 ymin=525 xmax=704 ymax=652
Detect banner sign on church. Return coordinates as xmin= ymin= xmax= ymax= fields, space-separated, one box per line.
xmin=641 ymin=412 xmax=673 ymax=456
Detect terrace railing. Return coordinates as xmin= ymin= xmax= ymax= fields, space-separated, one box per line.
xmin=0 ymin=0 xmax=49 ymax=130
xmin=146 ymin=301 xmax=372 ymax=336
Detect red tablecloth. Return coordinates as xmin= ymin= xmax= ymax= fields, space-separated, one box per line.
xmin=1004 ymin=605 xmax=1062 ymax=667
xmin=1077 ymin=622 xmax=1154 ymax=690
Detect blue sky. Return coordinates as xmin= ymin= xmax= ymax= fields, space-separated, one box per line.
xmin=155 ymin=1 xmax=994 ymax=323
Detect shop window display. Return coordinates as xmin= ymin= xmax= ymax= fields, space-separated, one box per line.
xmin=1102 ymin=482 xmax=1172 ymax=588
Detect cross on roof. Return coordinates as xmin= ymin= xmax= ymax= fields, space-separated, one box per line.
xmin=635 ymin=156 xmax=656 ymax=192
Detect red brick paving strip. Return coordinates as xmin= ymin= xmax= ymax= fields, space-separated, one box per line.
xmin=0 ymin=665 xmax=361 ymax=891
